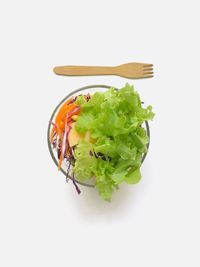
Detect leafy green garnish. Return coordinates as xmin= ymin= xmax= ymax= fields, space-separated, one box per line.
xmin=73 ymin=83 xmax=154 ymax=201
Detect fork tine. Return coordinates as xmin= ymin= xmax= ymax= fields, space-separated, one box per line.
xmin=143 ymin=72 xmax=154 ymax=75
xmin=143 ymin=64 xmax=153 ymax=67
xmin=143 ymin=68 xmax=153 ymax=72
xmin=143 ymin=75 xmax=154 ymax=78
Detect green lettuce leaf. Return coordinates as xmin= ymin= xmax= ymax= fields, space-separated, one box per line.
xmin=73 ymin=83 xmax=154 ymax=201
xmin=125 ymin=168 xmax=141 ymax=184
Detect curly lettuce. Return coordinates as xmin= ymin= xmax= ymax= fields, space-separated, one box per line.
xmin=73 ymin=83 xmax=154 ymax=201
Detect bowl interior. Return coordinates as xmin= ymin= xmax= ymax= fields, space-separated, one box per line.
xmin=47 ymin=85 xmax=150 ymax=187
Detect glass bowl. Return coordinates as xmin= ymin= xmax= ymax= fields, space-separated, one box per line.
xmin=47 ymin=84 xmax=150 ymax=187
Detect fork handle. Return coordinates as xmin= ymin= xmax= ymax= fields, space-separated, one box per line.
xmin=53 ymin=65 xmax=116 ymax=76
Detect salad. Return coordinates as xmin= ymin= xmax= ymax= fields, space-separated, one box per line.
xmin=50 ymin=83 xmax=154 ymax=201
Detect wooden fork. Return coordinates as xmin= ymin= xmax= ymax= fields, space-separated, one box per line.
xmin=53 ymin=63 xmax=154 ymax=79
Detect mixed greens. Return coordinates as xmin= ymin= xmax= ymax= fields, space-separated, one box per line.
xmin=50 ymin=83 xmax=154 ymax=201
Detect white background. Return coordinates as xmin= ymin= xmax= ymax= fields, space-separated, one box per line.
xmin=0 ymin=0 xmax=200 ymax=266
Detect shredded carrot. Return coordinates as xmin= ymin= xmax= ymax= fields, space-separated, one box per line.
xmin=51 ymin=97 xmax=82 ymax=171
xmin=56 ymin=98 xmax=72 ymax=118
xmin=50 ymin=126 xmax=56 ymax=142
xmin=68 ymin=106 xmax=81 ymax=118
xmin=55 ymin=100 xmax=74 ymax=123
xmin=55 ymin=103 xmax=78 ymax=131
xmin=56 ymin=124 xmax=63 ymax=141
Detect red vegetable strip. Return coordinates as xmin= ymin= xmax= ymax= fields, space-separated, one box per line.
xmin=50 ymin=122 xmax=57 ymax=142
xmin=58 ymin=154 xmax=63 ymax=170
xmin=50 ymin=97 xmax=82 ymax=171
xmin=72 ymin=173 xmax=81 ymax=194
xmin=68 ymin=106 xmax=81 ymax=117
xmin=61 ymin=123 xmax=69 ymax=160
